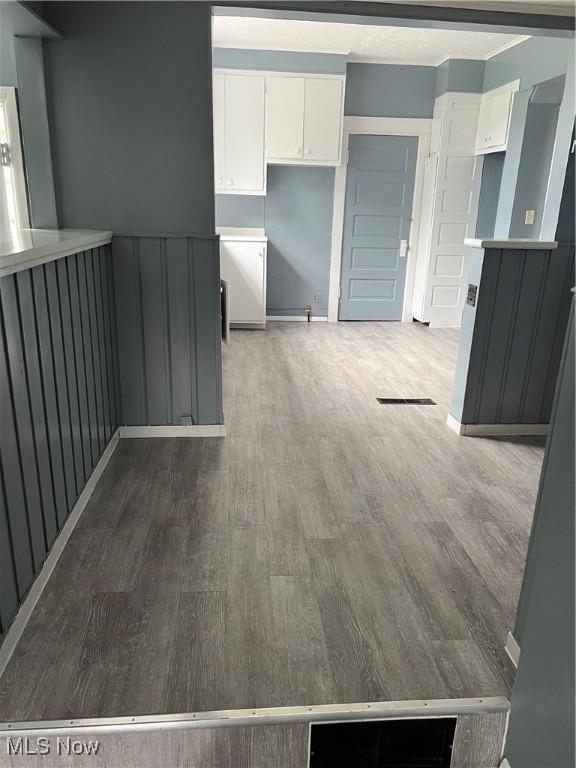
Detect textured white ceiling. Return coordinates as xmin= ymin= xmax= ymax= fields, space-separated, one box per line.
xmin=212 ymin=16 xmax=530 ymax=65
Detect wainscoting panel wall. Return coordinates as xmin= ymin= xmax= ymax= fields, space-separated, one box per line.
xmin=112 ymin=235 xmax=223 ymax=427
xmin=0 ymin=245 xmax=118 ymax=636
xmin=461 ymin=243 xmax=574 ymax=424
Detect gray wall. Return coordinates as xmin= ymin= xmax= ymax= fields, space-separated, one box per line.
xmin=265 ymin=166 xmax=335 ymax=317
xmin=483 ymin=36 xmax=572 ymax=92
xmin=435 ymin=58 xmax=485 ymax=97
xmin=113 ymin=234 xmax=223 ymax=426
xmin=14 ymin=37 xmax=58 ymax=229
xmin=215 ymin=196 xmax=265 ymax=229
xmin=212 ymin=47 xmax=347 ymax=74
xmin=42 ymin=1 xmax=215 ymax=233
xmin=510 ymin=101 xmax=560 ymax=238
xmin=0 ymin=246 xmax=118 ymax=637
xmin=344 ymin=63 xmax=436 ymax=118
xmin=475 ymin=152 xmax=505 ymax=238
xmin=503 ymin=300 xmax=575 ymax=768
xmin=450 ymin=244 xmax=574 ymax=425
xmin=215 ymin=166 xmax=335 ymax=318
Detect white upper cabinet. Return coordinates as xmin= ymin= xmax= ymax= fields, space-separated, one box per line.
xmin=265 ymin=74 xmax=344 ymax=166
xmin=303 ymin=78 xmax=344 ymax=162
xmin=265 ymin=76 xmax=305 ymax=161
xmin=213 ymin=73 xmax=266 ymax=195
xmin=475 ymin=80 xmax=520 ymax=155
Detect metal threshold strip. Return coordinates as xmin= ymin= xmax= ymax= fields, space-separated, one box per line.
xmin=0 ymin=697 xmax=509 ymax=737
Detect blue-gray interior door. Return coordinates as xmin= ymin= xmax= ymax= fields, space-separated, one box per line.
xmin=339 ymin=134 xmax=418 ymax=321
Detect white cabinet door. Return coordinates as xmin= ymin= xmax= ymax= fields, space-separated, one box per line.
xmin=213 ymin=73 xmax=226 ymax=192
xmin=475 ymin=82 xmax=518 ymax=154
xmin=303 ymin=78 xmax=343 ymax=163
xmin=220 ymin=241 xmax=266 ymax=326
xmin=487 ymin=89 xmax=514 ymax=148
xmin=265 ymin=76 xmax=305 ymax=161
xmin=475 ymin=95 xmax=492 ymax=153
xmin=224 ymin=75 xmax=265 ymax=193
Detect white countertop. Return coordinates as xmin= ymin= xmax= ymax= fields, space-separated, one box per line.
xmin=216 ymin=227 xmax=267 ymax=243
xmin=0 ymin=229 xmax=113 ymax=278
xmin=465 ymin=238 xmax=558 ymax=250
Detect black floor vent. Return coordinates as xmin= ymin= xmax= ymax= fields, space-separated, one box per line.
xmin=377 ymin=397 xmax=436 ymax=405
xmin=309 ymin=717 xmax=456 ymax=768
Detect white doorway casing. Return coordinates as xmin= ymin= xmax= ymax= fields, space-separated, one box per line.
xmin=328 ymin=116 xmax=432 ymax=322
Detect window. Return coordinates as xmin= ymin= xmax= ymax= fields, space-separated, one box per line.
xmin=0 ymin=86 xmax=30 ymax=242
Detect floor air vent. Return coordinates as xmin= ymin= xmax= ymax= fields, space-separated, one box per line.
xmin=309 ymin=717 xmax=456 ymax=767
xmin=377 ymin=397 xmax=436 ymax=405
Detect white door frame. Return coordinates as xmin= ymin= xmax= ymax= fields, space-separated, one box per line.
xmin=328 ymin=116 xmax=432 ymax=322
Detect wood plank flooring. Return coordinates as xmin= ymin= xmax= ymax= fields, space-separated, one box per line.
xmin=0 ymin=322 xmax=544 ymax=722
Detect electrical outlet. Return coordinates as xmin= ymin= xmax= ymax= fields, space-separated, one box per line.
xmin=314 ymin=293 xmax=324 ymax=304
xmin=525 ymin=209 xmax=535 ymax=225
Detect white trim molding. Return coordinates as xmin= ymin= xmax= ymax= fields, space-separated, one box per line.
xmin=329 ymin=115 xmax=432 ymax=323
xmin=447 ymin=414 xmax=549 ymax=437
xmin=505 ymin=631 xmax=521 ymax=668
xmin=0 ymin=431 xmax=120 ymax=680
xmin=266 ymin=315 xmax=328 ymax=322
xmin=118 ymin=425 xmax=226 ymax=438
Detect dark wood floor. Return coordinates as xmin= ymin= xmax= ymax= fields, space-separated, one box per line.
xmin=0 ymin=322 xmax=544 ymax=722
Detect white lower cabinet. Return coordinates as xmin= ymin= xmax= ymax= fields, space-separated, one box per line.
xmin=219 ymin=230 xmax=267 ymax=328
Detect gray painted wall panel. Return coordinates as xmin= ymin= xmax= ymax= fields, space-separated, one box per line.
xmin=0 ymin=245 xmax=118 ymax=638
xmin=0 ymin=301 xmax=37 ymax=596
xmin=0 ymin=277 xmax=46 ymax=572
xmin=31 ymin=264 xmax=68 ymax=528
xmin=66 ymin=256 xmax=92 ymax=481
xmin=113 ymin=235 xmax=223 ymax=427
xmin=345 ymin=63 xmax=436 ymax=118
xmin=0 ymin=483 xmax=19 ymax=637
xmin=15 ymin=269 xmax=58 ymax=547
xmin=451 ymin=245 xmax=574 ymax=426
xmin=45 ymin=260 xmax=77 ymax=510
xmin=56 ymin=258 xmax=84 ymax=494
xmin=504 ymin=300 xmax=575 ymax=768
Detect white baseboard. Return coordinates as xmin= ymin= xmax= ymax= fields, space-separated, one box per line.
xmin=446 ymin=415 xmax=549 ymax=437
xmin=0 ymin=430 xmax=120 ymax=679
xmin=118 ymin=424 xmax=226 ymax=438
xmin=266 ymin=315 xmax=328 ymax=322
xmin=500 ymin=759 xmax=512 ymax=768
xmin=504 ymin=631 xmax=521 ymax=668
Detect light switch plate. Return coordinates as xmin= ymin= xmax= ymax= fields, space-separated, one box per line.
xmin=525 ymin=209 xmax=535 ymax=225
